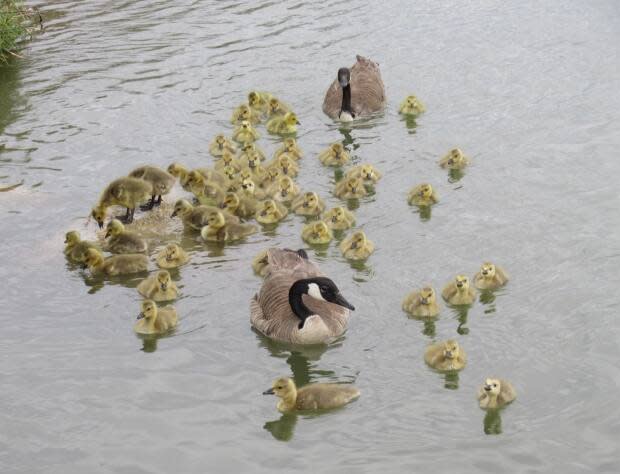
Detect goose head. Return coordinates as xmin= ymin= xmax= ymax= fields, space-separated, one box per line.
xmin=346 ymin=231 xmax=367 ymax=250
xmin=288 ymin=276 xmax=355 ymax=329
xmin=236 ymin=105 xmax=252 ymax=121
xmin=282 ymin=138 xmax=297 ymax=152
xmin=338 ymin=67 xmax=351 ymax=88
xmin=167 ymin=162 xmax=189 ymax=178
xmin=83 ymin=248 xmax=104 ymax=269
xmin=65 ymin=231 xmax=80 ymax=247
xmin=263 ymin=377 xmax=295 ymax=397
xmin=282 ymin=112 xmax=300 ymax=128
xmin=454 ymin=275 xmax=470 ymax=292
xmin=164 ymin=243 xmax=181 ymax=262
xmin=442 ymin=340 xmax=461 ymax=360
xmin=241 ymin=178 xmax=257 ymax=196
xmin=480 ymin=262 xmax=496 ymax=279
xmin=418 ymin=183 xmax=434 ymax=199
xmin=248 ymin=91 xmax=262 ymax=107
xmin=337 ymin=67 xmax=355 ymax=121
xmin=301 ymin=192 xmax=319 ymax=209
xmin=91 ymin=204 xmax=108 ymax=229
xmin=171 ymin=199 xmax=193 ymax=218
xmin=104 ymin=219 xmax=125 ymax=238
xmin=214 ymin=134 xmax=227 ymax=149
xmin=268 ymin=98 xmax=285 ymax=115
xmin=328 ymin=207 xmax=347 ymax=223
xmin=418 ymin=287 xmax=436 ymax=305
xmin=259 ymin=199 xmax=278 ymax=217
xmin=277 ymin=155 xmax=294 ymax=175
xmin=207 ymin=211 xmax=227 ymax=230
xmin=245 ymin=151 xmax=261 ymax=169
xmin=221 ymin=192 xmax=240 ymax=213
xmin=137 ymin=299 xmax=158 ymax=321
xmin=277 ymin=176 xmax=294 ymax=196
xmin=155 ymin=270 xmax=172 ymax=291
xmin=482 ymin=378 xmax=501 ymax=397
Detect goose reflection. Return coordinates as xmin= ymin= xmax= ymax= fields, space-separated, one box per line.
xmin=448 ymin=168 xmax=465 ymax=183
xmin=257 ymin=334 xmax=340 ymax=441
xmin=416 ymin=204 xmax=432 ymax=221
xmin=401 ymin=115 xmax=418 ymax=133
xmin=443 ymin=371 xmax=459 ymax=390
xmin=449 ymin=305 xmax=470 ymax=335
xmin=483 ymin=409 xmax=503 ymax=435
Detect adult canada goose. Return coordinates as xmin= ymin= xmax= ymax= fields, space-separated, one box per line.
xmin=91 ymin=177 xmax=152 ymax=228
xmin=478 ymin=378 xmax=517 ymax=410
xmin=473 ymin=262 xmax=509 ymax=290
xmin=64 ymin=231 xmax=100 ymax=263
xmin=322 ymin=55 xmax=386 ymax=121
xmin=252 ymin=248 xmax=308 ymax=278
xmin=128 ymin=166 xmax=175 ymax=210
xmin=134 ymin=299 xmax=178 ymax=335
xmin=104 ymin=219 xmax=148 ymax=254
xmin=263 ymin=377 xmax=360 ymax=412
xmin=250 ymin=248 xmax=355 ymax=344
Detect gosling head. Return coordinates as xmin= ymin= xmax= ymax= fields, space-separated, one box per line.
xmin=214 ymin=134 xmax=226 ymax=148
xmin=283 ymin=112 xmax=300 ymax=127
xmin=360 ymin=164 xmax=377 ymax=181
xmin=454 ymin=275 xmax=470 ymax=292
xmin=260 ymin=199 xmax=278 ymax=216
xmin=241 ymin=178 xmax=257 ymax=195
xmin=406 ymin=95 xmax=420 ymax=108
xmin=207 ymin=211 xmax=226 ymax=229
xmin=442 ymin=340 xmax=461 ymax=360
xmin=268 ymin=98 xmax=283 ymax=114
xmin=278 ymin=155 xmax=293 ymax=173
xmin=346 ymin=177 xmax=362 ymax=195
xmin=338 ymin=67 xmax=351 ymax=88
xmin=348 ymin=231 xmax=367 ymax=250
xmin=91 ymin=204 xmax=107 ymax=229
xmin=240 ymin=120 xmax=251 ymax=131
xmin=222 ymin=166 xmax=237 ymax=181
xmin=482 ymin=378 xmax=501 ymax=396
xmin=312 ymin=221 xmax=330 ymax=239
xmin=237 ymin=105 xmax=252 ymax=121
xmin=418 ymin=183 xmax=434 ymax=199
xmin=171 ymin=199 xmax=193 ymax=218
xmin=282 ymin=138 xmax=296 ymax=152
xmin=418 ymin=287 xmax=436 ymax=305
xmin=83 ymin=248 xmax=104 ymax=269
xmin=186 ymin=170 xmax=205 ymax=187
xmin=278 ymin=176 xmax=294 ymax=195
xmin=263 ymin=377 xmax=295 ymax=397
xmin=302 ymin=192 xmax=318 ymax=208
xmin=164 ymin=243 xmax=180 ymax=262
xmin=155 ymin=270 xmax=171 ymax=291
xmin=246 ymin=151 xmax=261 ymax=169
xmin=248 ymin=91 xmax=261 ymax=107
xmin=480 ymin=262 xmax=496 ymax=279
xmin=267 ymin=166 xmax=281 ymax=181
xmin=167 ymin=162 xmax=188 ymax=178
xmin=221 ymin=193 xmax=240 ymax=211
xmin=104 ymin=219 xmax=124 ymax=238
xmin=220 ymin=150 xmax=235 ymax=166
xmin=331 ymin=142 xmax=345 ymax=156
xmin=137 ymin=299 xmax=158 ymax=321
xmin=65 ymin=231 xmax=80 ymax=246
xmin=330 ymin=207 xmax=346 ymax=223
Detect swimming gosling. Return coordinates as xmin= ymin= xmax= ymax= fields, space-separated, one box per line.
xmin=339 ymin=231 xmax=374 ymax=260
xmin=137 ymin=270 xmax=178 ymax=302
xmin=442 ymin=275 xmax=476 ymax=305
xmin=64 ymin=231 xmax=100 ymax=263
xmin=104 ymin=219 xmax=147 ymax=254
xmin=473 ymin=262 xmax=509 ymax=290
xmin=156 ymin=243 xmax=189 ymax=269
xmin=402 ymin=287 xmax=440 ymax=317
xmin=134 ymin=299 xmax=178 ymax=335
xmin=478 ymin=378 xmax=516 ymax=410
xmin=424 ymin=340 xmax=467 ymax=372
xmin=82 ymin=248 xmax=148 ymax=276
xmin=263 ymin=377 xmax=360 ymax=413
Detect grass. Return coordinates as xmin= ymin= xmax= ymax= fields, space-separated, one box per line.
xmin=0 ymin=1 xmax=39 ymax=63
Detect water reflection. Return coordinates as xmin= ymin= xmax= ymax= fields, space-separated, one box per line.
xmin=401 ymin=115 xmax=418 ymax=133
xmin=448 ymin=169 xmax=465 ymax=183
xmin=337 ymin=126 xmax=357 ymax=150
xmin=483 ymin=410 xmax=503 ymax=435
xmin=443 ymin=371 xmax=460 ymax=390
xmin=479 ymin=290 xmax=497 ymax=314
xmin=264 ymin=412 xmax=297 ymax=442
xmin=406 ymin=314 xmax=438 ymax=339
xmin=449 ymin=305 xmax=471 ymax=335
xmin=416 ymin=205 xmax=432 ymax=221
xmin=0 ymin=61 xmax=22 ymax=135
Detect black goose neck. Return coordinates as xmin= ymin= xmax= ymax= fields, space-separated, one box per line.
xmin=341 ymin=84 xmax=353 ymax=115
xmin=289 ymin=279 xmax=313 ymax=329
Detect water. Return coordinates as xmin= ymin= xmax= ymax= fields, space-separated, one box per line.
xmin=1 ymin=1 xmax=619 ymax=472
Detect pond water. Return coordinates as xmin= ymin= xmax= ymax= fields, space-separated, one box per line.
xmin=1 ymin=1 xmax=619 ymax=472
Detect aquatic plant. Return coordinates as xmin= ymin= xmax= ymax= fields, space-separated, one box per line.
xmin=0 ymin=1 xmax=41 ymax=63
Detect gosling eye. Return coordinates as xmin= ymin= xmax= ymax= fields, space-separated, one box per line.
xmin=492 ymin=384 xmax=497 ymax=388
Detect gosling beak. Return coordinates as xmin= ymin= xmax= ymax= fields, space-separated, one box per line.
xmin=136 ymin=313 xmax=145 ymax=320
xmin=482 ymin=271 xmax=488 ymax=276
xmin=295 ymin=120 xmax=301 ymax=125
xmin=260 ymin=210 xmax=267 ymax=216
xmin=484 ymin=385 xmax=492 ymax=392
xmin=160 ymin=284 xmax=167 ymax=291
xmin=456 ymin=282 xmax=463 ymax=288
xmin=445 ymin=351 xmax=453 ymax=358
xmin=331 ymin=216 xmax=337 ymax=222
xmin=421 ymin=298 xmax=428 ymax=304
xmin=64 ymin=238 xmax=68 ymax=243
xmin=97 ymin=221 xmax=103 ymax=229
xmin=332 ymin=292 xmax=355 ymax=311
xmin=219 ymin=203 xmax=226 ymax=209
xmin=81 ymin=263 xmax=88 ymax=270
xmin=350 ymin=241 xmax=358 ymax=249
xmin=262 ymin=388 xmax=275 ymax=395
xmin=104 ymin=230 xmax=111 ymax=238
xmin=171 ymin=211 xmax=177 ymax=218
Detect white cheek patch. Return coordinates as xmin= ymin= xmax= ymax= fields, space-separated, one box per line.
xmin=307 ymin=283 xmax=325 ymax=301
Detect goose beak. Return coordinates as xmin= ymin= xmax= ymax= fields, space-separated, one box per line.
xmin=332 ymin=292 xmax=355 ymax=311
xmin=484 ymin=385 xmax=492 ymax=392
xmin=136 ymin=313 xmax=145 ymax=320
xmin=97 ymin=221 xmax=104 ymax=229
xmin=160 ymin=283 xmax=167 ymax=291
xmin=171 ymin=211 xmax=177 ymax=218
xmin=262 ymin=388 xmax=275 ymax=395
xmin=104 ymin=230 xmax=111 ymax=238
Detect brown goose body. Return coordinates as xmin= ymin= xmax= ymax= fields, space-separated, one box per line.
xmin=322 ymin=55 xmax=386 ymax=119
xmin=250 ymin=249 xmax=350 ymax=345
